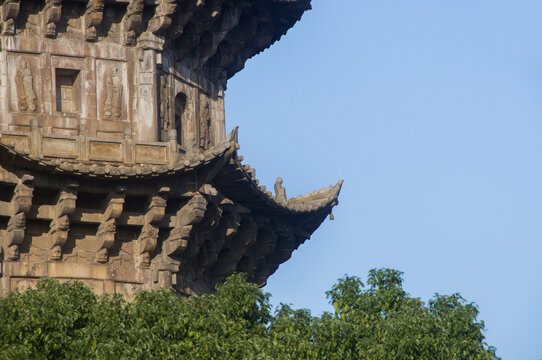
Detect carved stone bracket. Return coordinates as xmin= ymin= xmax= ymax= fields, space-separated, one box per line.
xmin=168 ymin=0 xmax=206 ymax=39
xmin=136 ymin=187 xmax=168 ymax=268
xmin=197 ymin=201 xmax=241 ymax=271
xmin=122 ymin=0 xmax=144 ymax=46
xmin=148 ymin=0 xmax=178 ymax=34
xmin=84 ymin=0 xmax=105 ymax=41
xmin=44 ymin=0 xmax=63 ymax=38
xmin=1 ymin=0 xmax=21 ymax=36
xmin=238 ymin=218 xmax=277 ymax=279
xmin=95 ymin=189 xmax=125 ymax=263
xmin=5 ymin=175 xmax=34 ymax=261
xmin=48 ymin=181 xmax=78 ymax=261
xmin=159 ymin=193 xmax=207 ymax=274
xmin=210 ymin=215 xmax=256 ymax=279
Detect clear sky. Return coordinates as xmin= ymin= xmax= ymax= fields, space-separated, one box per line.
xmin=225 ymin=1 xmax=542 ymax=359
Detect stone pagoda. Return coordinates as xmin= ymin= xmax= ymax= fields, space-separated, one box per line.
xmin=0 ymin=0 xmax=342 ymax=297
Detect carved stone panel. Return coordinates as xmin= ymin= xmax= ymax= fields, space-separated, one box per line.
xmin=9 ymin=56 xmax=40 ymax=114
xmin=96 ymin=61 xmax=128 ymax=121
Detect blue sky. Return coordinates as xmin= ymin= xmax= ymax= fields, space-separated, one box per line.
xmin=225 ymin=1 xmax=542 ymax=359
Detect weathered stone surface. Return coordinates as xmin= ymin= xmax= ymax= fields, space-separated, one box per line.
xmin=0 ymin=0 xmax=341 ymax=298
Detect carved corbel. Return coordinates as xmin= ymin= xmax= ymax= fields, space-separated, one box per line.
xmin=167 ymin=0 xmax=205 ymax=39
xmin=238 ymin=220 xmax=277 ymax=276
xmin=44 ymin=0 xmax=63 ymax=37
xmin=159 ymin=193 xmax=207 ymax=272
xmin=148 ymin=0 xmax=178 ymax=34
xmin=49 ymin=182 xmax=78 ymax=261
xmin=136 ymin=187 xmax=168 ymax=268
xmin=197 ymin=201 xmax=240 ymax=270
xmin=84 ymin=0 xmax=104 ymax=41
xmin=122 ymin=0 xmax=144 ymax=46
xmin=1 ymin=0 xmax=21 ymax=35
xmin=5 ymin=175 xmax=34 ymax=261
xmin=210 ymin=215 xmax=256 ymax=279
xmin=95 ymin=189 xmax=125 ymax=263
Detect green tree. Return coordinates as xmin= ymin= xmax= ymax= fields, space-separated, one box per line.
xmin=0 ymin=270 xmax=499 ymax=359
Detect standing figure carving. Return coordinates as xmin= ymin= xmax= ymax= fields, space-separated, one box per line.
xmin=159 ymin=74 xmax=170 ymax=141
xmin=199 ymin=96 xmax=211 ymax=150
xmin=16 ymin=59 xmax=38 ymax=112
xmin=103 ymin=67 xmax=122 ymax=119
xmin=274 ymin=177 xmax=287 ymax=204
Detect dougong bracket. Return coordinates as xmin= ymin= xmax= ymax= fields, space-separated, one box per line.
xmin=43 ymin=0 xmax=63 ymax=37
xmin=48 ymin=181 xmax=79 ymax=261
xmin=95 ymin=188 xmax=125 ymax=263
xmin=122 ymin=0 xmax=144 ymax=46
xmin=1 ymin=0 xmax=21 ymax=36
xmin=148 ymin=0 xmax=178 ymax=34
xmin=158 ymin=193 xmax=207 ymax=276
xmin=5 ymin=175 xmax=34 ymax=261
xmin=84 ymin=0 xmax=105 ymax=41
xmin=136 ymin=187 xmax=169 ymax=268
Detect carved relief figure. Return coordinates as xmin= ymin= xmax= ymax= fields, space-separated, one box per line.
xmin=103 ymin=67 xmax=122 ymax=119
xmin=15 ymin=59 xmax=38 ymax=112
xmin=199 ymin=96 xmax=211 ymax=149
xmin=159 ymin=74 xmax=170 ymax=141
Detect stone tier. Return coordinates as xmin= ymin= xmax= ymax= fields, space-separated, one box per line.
xmin=0 ymin=127 xmax=341 ymax=297
xmin=1 ymin=0 xmax=311 ymax=86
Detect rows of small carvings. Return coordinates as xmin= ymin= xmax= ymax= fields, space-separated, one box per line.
xmin=7 ymin=0 xmax=308 ymax=88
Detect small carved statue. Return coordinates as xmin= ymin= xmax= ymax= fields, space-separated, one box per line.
xmin=16 ymin=59 xmax=38 ymax=112
xmin=274 ymin=177 xmax=287 ymax=204
xmin=103 ymin=67 xmax=122 ymax=119
xmin=199 ymin=98 xmax=211 ymax=149
xmin=159 ymin=75 xmax=170 ymax=141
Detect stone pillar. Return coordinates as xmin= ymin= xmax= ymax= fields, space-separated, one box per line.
xmin=136 ymin=33 xmax=165 ymax=142
xmin=0 ymin=46 xmax=7 ymax=131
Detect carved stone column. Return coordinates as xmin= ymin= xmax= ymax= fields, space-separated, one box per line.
xmin=5 ymin=175 xmax=34 ymax=261
xmin=1 ymin=0 xmax=21 ymax=36
xmin=48 ymin=182 xmax=78 ymax=261
xmin=95 ymin=189 xmax=125 ymax=263
xmin=135 ymin=187 xmax=168 ymax=268
xmin=43 ymin=0 xmax=63 ymax=37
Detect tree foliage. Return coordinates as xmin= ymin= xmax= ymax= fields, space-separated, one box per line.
xmin=0 ymin=269 xmax=499 ymax=359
